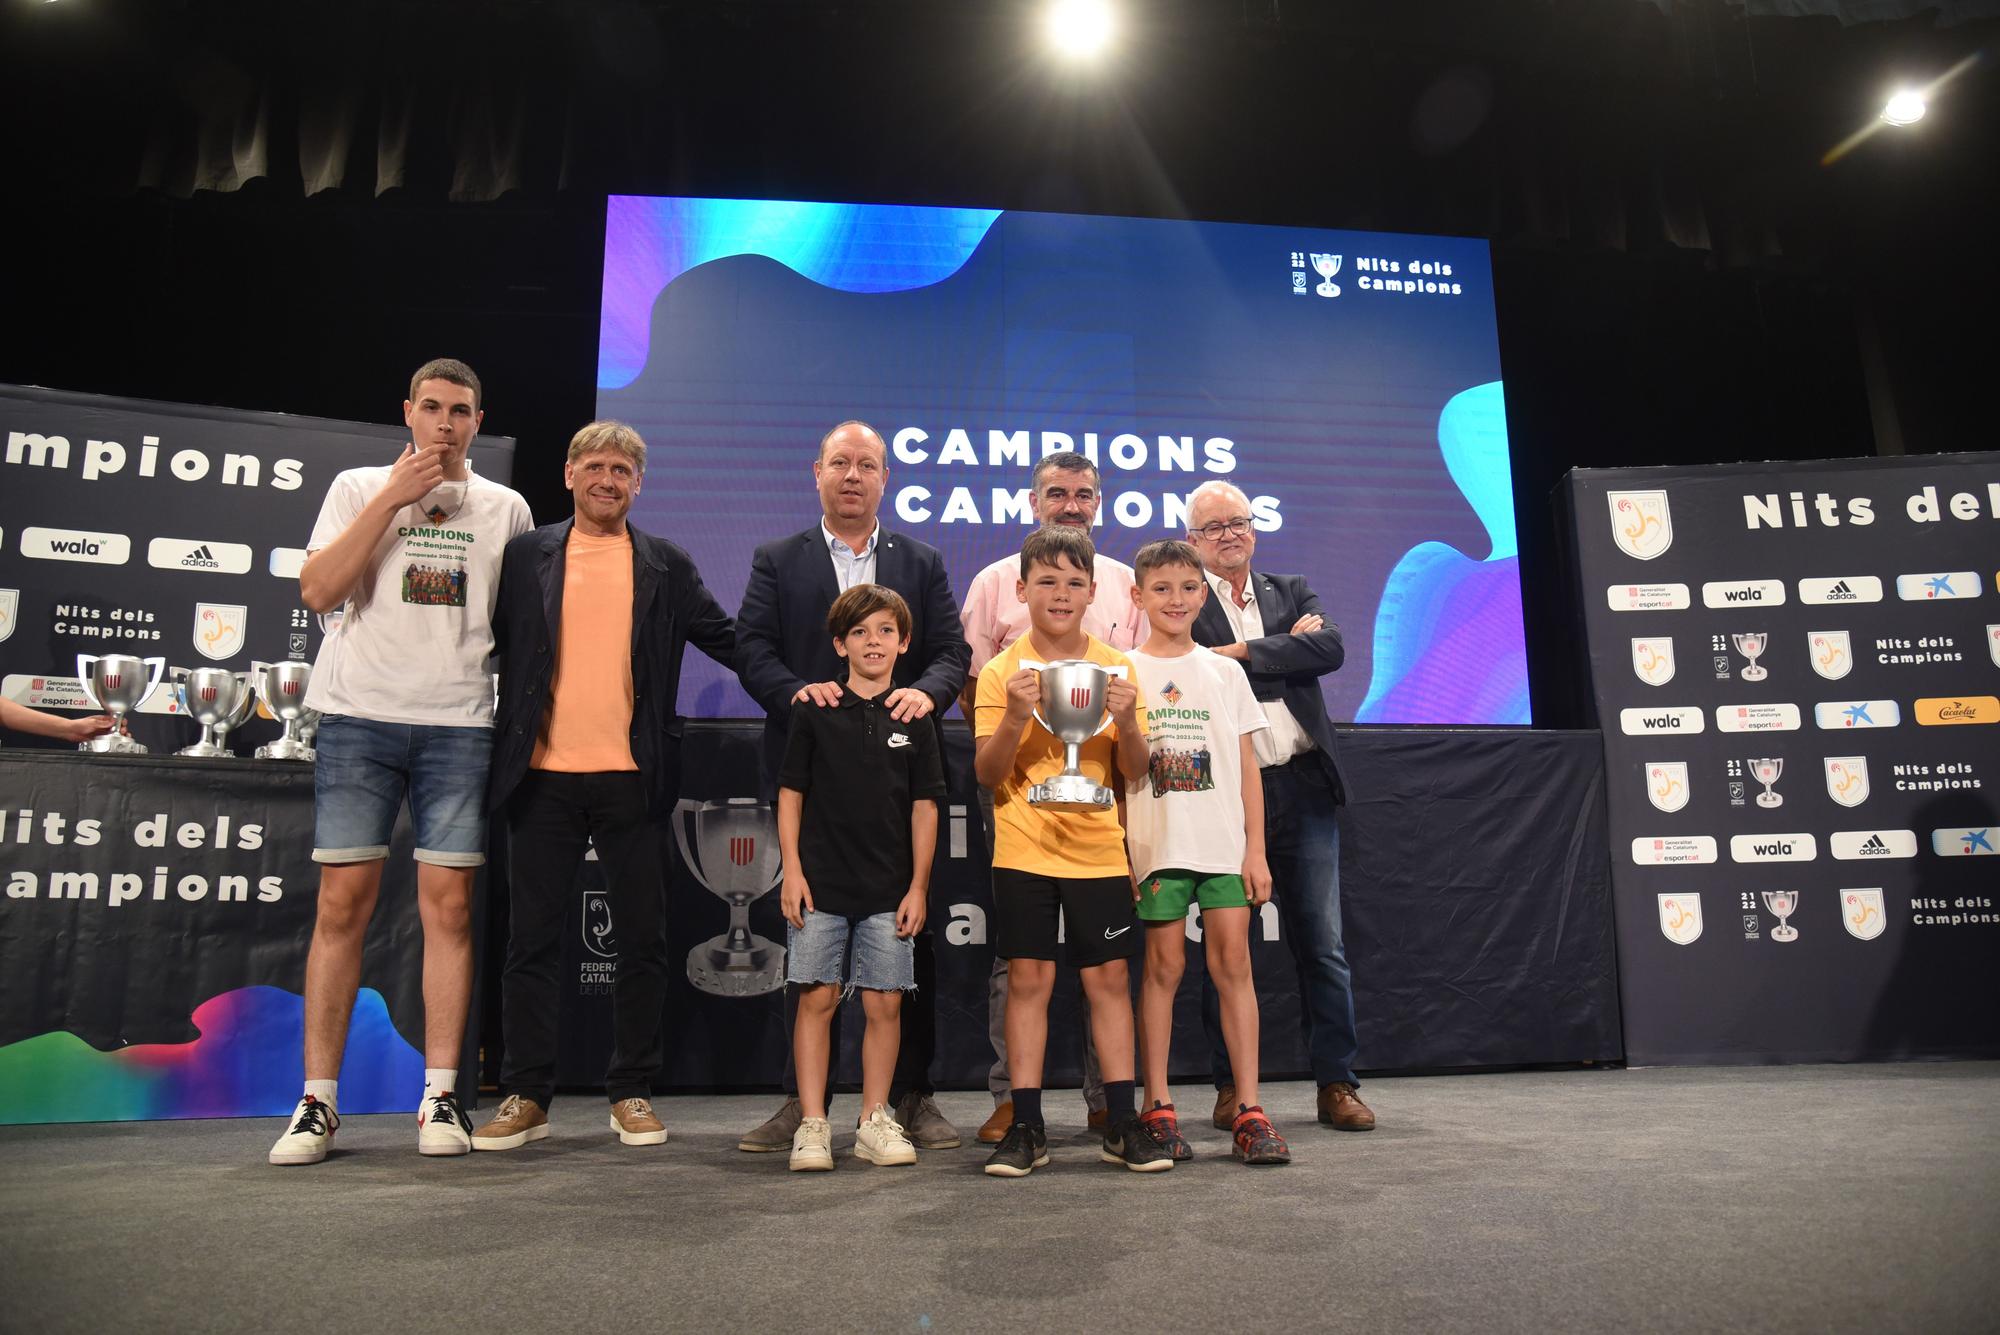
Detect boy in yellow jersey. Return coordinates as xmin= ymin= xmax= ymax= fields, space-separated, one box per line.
xmin=973 ymin=527 xmax=1172 ymax=1176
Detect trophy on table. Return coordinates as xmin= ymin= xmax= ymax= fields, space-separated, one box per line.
xmin=1761 ymin=889 xmax=1801 ymax=943
xmin=1027 ymin=660 xmax=1118 ymax=812
xmin=253 ymin=661 xmax=317 ymax=760
xmin=1748 ymin=757 xmax=1784 ymax=809
xmin=674 ymin=797 xmax=786 ymax=997
xmin=1732 ymin=631 xmax=1769 ymax=682
xmin=172 ymin=667 xmax=255 ymax=758
xmin=74 ymin=653 xmax=166 ymax=754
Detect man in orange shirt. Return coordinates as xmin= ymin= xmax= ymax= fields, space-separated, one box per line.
xmin=474 ymin=421 xmax=737 ymax=1151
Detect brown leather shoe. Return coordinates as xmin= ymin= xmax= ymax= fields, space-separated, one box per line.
xmin=1318 ymin=1082 xmax=1376 ymax=1131
xmin=472 ymin=1094 xmax=549 ymax=1151
xmin=1212 ymin=1085 xmax=1238 ymax=1131
xmin=1086 ymin=1106 xmax=1108 ymax=1131
xmin=976 ymin=1100 xmax=1014 ymax=1144
xmin=609 ymin=1096 xmax=668 ymax=1145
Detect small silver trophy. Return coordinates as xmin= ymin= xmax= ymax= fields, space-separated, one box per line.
xmin=1310 ymin=252 xmax=1343 ymax=298
xmin=1761 ymin=889 xmax=1800 ymax=943
xmin=1748 ymin=757 xmax=1784 ymax=809
xmin=1027 ymin=659 xmax=1117 ymax=812
xmin=75 ymin=653 xmax=166 ymax=754
xmin=253 ymin=661 xmax=317 ymax=760
xmin=1733 ymin=631 xmax=1769 ymax=682
xmin=674 ymin=797 xmax=786 ymax=997
xmin=173 ymin=667 xmax=255 ymax=758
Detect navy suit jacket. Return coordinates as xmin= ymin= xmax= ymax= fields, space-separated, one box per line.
xmin=735 ymin=524 xmax=971 ymax=796
xmin=488 ymin=519 xmax=736 ymax=818
xmin=1191 ymin=569 xmax=1348 ymax=805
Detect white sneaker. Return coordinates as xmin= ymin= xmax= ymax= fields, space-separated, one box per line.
xmin=268 ymin=1095 xmax=340 ymax=1166
xmin=789 ymin=1116 xmax=834 ymax=1172
xmin=416 ymin=1091 xmax=473 ymax=1157
xmin=854 ymin=1105 xmax=917 ymax=1166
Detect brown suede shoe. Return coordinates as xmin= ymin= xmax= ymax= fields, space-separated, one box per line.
xmin=738 ymin=1096 xmax=802 ymax=1152
xmin=1319 ymin=1082 xmax=1376 ymax=1131
xmin=1212 ymin=1085 xmax=1238 ymax=1131
xmin=472 ymin=1094 xmax=549 ymax=1151
xmin=977 ymin=1100 xmax=1014 ymax=1144
xmin=609 ymin=1097 xmax=668 ymax=1145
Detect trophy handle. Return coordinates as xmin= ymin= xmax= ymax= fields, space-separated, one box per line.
xmin=137 ymin=657 xmax=167 ymax=709
xmin=249 ymin=661 xmax=274 ymax=720
xmin=74 ymin=654 xmax=101 ymax=709
xmin=671 ymin=799 xmax=701 ymax=879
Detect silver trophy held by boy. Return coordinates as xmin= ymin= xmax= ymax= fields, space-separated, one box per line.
xmin=1026 ymin=659 xmax=1124 ymax=812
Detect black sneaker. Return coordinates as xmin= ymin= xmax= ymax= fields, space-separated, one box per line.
xmin=1100 ymin=1113 xmax=1175 ymax=1172
xmin=983 ymin=1121 xmax=1049 ymax=1178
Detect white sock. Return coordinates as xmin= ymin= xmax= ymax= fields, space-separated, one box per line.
xmin=424 ymin=1068 xmax=457 ymax=1101
xmin=304 ymin=1079 xmax=338 ymax=1112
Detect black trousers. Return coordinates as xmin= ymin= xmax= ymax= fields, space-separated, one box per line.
xmin=501 ymin=770 xmax=668 ymax=1106
xmin=781 ymin=918 xmax=938 ymax=1100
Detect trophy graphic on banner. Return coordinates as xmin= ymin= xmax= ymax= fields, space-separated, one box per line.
xmin=252 ymin=661 xmax=317 ymax=760
xmin=172 ymin=667 xmax=256 ymax=758
xmin=674 ymin=797 xmax=786 ymax=997
xmin=1027 ymin=660 xmax=1117 ymax=812
xmin=1309 ymin=252 xmax=1343 ymax=298
xmin=1761 ymin=889 xmax=1801 ymax=943
xmin=1748 ymin=757 xmax=1784 ymax=808
xmin=74 ymin=653 xmax=166 ymax=754
xmin=1732 ymin=632 xmax=1769 ymax=682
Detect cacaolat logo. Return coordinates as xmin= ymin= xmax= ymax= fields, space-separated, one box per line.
xmin=1914 ymin=696 xmax=1999 ymax=726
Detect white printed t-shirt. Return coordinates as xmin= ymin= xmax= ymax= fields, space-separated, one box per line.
xmin=1123 ymin=645 xmax=1268 ymax=881
xmin=302 ymin=465 xmax=532 ymax=727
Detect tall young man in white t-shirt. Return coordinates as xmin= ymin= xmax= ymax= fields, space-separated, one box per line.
xmin=269 ymin=359 xmax=533 ymax=1166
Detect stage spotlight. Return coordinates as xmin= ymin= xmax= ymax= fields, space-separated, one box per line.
xmin=1046 ymin=0 xmax=1114 ymax=59
xmin=1879 ymin=91 xmax=1927 ymax=126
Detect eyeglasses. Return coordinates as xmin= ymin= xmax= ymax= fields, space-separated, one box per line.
xmin=1192 ymin=517 xmax=1252 ymax=540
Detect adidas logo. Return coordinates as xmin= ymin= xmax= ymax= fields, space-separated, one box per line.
xmin=181 ymin=544 xmax=220 ymax=569
xmin=1826 ymin=580 xmax=1855 ymax=600
xmin=1861 ymin=834 xmax=1888 ymax=852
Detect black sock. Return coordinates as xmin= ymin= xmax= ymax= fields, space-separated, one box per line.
xmin=1013 ymin=1088 xmax=1043 ymax=1128
xmin=1105 ymin=1080 xmax=1136 ymax=1122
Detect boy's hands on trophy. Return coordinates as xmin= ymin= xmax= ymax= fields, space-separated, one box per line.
xmin=896 ymin=886 xmax=928 ymax=938
xmin=383 ymin=441 xmax=448 ymax=509
xmin=1243 ymin=853 xmax=1274 ymax=906
xmin=1105 ymin=675 xmax=1139 ymax=724
xmin=64 ymin=714 xmax=117 ymax=743
xmin=781 ymin=870 xmax=814 ymax=928
xmin=1002 ymin=668 xmax=1040 ymax=722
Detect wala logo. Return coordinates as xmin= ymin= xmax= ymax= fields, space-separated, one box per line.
xmin=21 ymin=526 xmax=131 ymax=566
xmin=1715 ymin=703 xmax=1801 ymax=734
xmin=1895 ymin=571 xmax=1979 ymax=601
xmin=1702 ymin=579 xmax=1787 ymax=609
xmin=1823 ymin=756 xmax=1870 ymax=807
xmin=1620 ymin=706 xmax=1705 ymax=735
xmin=1606 ymin=583 xmax=1690 ymax=612
xmin=1646 ymin=762 xmax=1689 ymax=813
xmin=1729 ymin=833 xmax=1818 ymax=863
xmin=1914 ymin=696 xmax=1999 ymax=726
xmin=1607 ymin=491 xmax=1673 ymax=560
xmin=1808 ymin=630 xmax=1852 ymax=681
xmin=1798 ymin=576 xmax=1883 ymax=605
xmin=1841 ymin=889 xmax=1887 ymax=941
xmin=1631 ymin=638 xmax=1676 ymax=687
xmin=1631 ymin=836 xmax=1717 ymax=866
xmin=1813 ymin=700 xmax=1900 ymax=730
xmin=1930 ymin=828 xmax=1996 ymax=857
xmin=1657 ymin=894 xmax=1703 ymax=946
xmin=1830 ymin=830 xmax=1919 ymax=860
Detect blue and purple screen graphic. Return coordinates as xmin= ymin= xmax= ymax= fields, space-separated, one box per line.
xmin=599 ymin=196 xmax=1527 ymax=723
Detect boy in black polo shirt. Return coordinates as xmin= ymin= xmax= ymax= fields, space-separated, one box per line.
xmin=776 ymin=583 xmax=945 ymax=1171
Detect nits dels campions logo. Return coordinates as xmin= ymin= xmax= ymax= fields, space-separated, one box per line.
xmin=1808 ymin=630 xmax=1852 ymax=681
xmin=1631 ymin=637 xmax=1675 ymax=687
xmin=1824 ymin=756 xmax=1870 ymax=807
xmin=1645 ymin=761 xmax=1689 ymax=813
xmin=1657 ymin=893 xmax=1703 ymax=945
xmin=1608 ymin=490 xmax=1672 ymax=561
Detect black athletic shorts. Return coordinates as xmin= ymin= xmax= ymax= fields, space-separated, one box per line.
xmin=992 ymin=868 xmax=1142 ymax=968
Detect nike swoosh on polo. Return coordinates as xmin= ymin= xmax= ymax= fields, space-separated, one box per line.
xmin=887 ymin=734 xmax=912 ymax=748
xmin=1103 ymin=925 xmax=1131 ymax=939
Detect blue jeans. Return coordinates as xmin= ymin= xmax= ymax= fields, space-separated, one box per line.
xmin=787 ymin=910 xmax=916 ymax=995
xmin=312 ymin=714 xmax=492 ymax=867
xmin=1203 ymin=759 xmax=1359 ymax=1088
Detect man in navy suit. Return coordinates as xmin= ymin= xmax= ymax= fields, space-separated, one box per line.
xmin=1185 ymin=480 xmax=1378 ymax=1134
xmin=733 ymin=420 xmax=972 ymax=1153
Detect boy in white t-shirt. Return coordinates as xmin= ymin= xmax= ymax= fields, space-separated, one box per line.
xmin=269 ymin=359 xmax=532 ymax=1168
xmin=1122 ymin=539 xmax=1291 ymax=1166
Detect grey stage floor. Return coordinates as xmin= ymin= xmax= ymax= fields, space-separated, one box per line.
xmin=3 ymin=1064 xmax=1997 ymax=1334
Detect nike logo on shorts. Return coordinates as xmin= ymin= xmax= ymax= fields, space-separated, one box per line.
xmin=1103 ymin=925 xmax=1131 ymax=939
xmin=887 ymin=733 xmax=912 ymax=748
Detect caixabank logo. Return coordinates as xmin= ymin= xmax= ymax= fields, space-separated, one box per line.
xmin=1896 ymin=571 xmax=1979 ymax=601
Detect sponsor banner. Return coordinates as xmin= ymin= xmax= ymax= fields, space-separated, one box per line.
xmin=146 ymin=538 xmax=254 ymax=576
xmin=1607 ymin=582 xmax=1690 ymax=612
xmin=268 ymin=547 xmax=307 ymax=580
xmin=1566 ymin=454 xmax=2000 ymax=1064
xmin=20 ymin=526 xmax=131 ymax=566
xmin=3 ymin=673 xmax=185 ymax=714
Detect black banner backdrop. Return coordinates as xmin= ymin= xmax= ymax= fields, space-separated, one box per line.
xmin=0 ymin=384 xmax=515 ymax=755
xmin=1563 ymin=455 xmax=2000 ymax=1065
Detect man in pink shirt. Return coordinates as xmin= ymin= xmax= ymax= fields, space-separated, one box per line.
xmin=957 ymin=451 xmax=1148 ymax=1144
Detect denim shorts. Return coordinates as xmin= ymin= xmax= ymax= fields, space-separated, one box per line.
xmin=786 ymin=910 xmax=915 ymax=994
xmin=312 ymin=714 xmax=493 ymax=867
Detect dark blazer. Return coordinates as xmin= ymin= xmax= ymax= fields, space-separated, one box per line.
xmin=488 ymin=519 xmax=736 ymax=818
xmin=735 ymin=523 xmax=971 ymax=795
xmin=1191 ymin=569 xmax=1348 ymax=805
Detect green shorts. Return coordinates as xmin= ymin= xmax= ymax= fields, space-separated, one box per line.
xmin=1135 ymin=870 xmax=1249 ymax=922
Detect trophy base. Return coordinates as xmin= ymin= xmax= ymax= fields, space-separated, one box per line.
xmin=80 ymin=734 xmax=148 ymax=755
xmin=1740 ymin=667 xmax=1768 ymax=682
xmin=1770 ymin=925 xmax=1798 ymax=942
xmin=176 ymin=742 xmax=236 ymax=759
xmin=1756 ymin=793 xmax=1783 ymax=808
xmin=1028 ymin=774 xmax=1114 ymax=812
xmin=687 ymin=936 xmax=786 ymax=998
xmin=255 ymin=740 xmax=317 ymax=761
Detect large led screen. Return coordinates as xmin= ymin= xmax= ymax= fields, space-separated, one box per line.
xmin=598 ymin=196 xmax=1528 ymax=723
